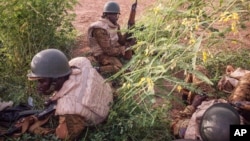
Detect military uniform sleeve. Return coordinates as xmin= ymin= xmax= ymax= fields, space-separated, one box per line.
xmin=117 ymin=30 xmax=126 ymax=45
xmin=179 ymin=105 xmax=196 ymax=117
xmin=170 ymin=105 xmax=195 ymax=138
xmin=92 ymin=28 xmax=124 ymax=56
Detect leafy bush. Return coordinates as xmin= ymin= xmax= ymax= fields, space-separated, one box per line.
xmin=83 ymin=0 xmax=250 ymax=140
xmin=81 ymin=97 xmax=171 ymax=141
xmin=0 ymin=0 xmax=77 ymax=102
xmin=0 ymin=0 xmax=250 ymax=140
xmin=116 ymin=0 xmax=250 ymax=105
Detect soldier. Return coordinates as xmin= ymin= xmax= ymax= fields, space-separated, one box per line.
xmin=88 ymin=1 xmax=132 ymax=74
xmin=228 ymin=72 xmax=250 ymax=124
xmin=27 ymin=49 xmax=113 ymax=140
xmin=199 ymin=103 xmax=240 ymax=141
xmin=217 ymin=65 xmax=250 ymax=94
xmin=171 ymin=99 xmax=240 ymax=141
xmin=172 ymin=68 xmax=250 ymax=141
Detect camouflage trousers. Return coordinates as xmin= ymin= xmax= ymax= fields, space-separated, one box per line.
xmin=95 ymin=54 xmax=123 ymax=74
xmin=56 ymin=114 xmax=85 ymax=141
xmin=171 ymin=118 xmax=190 ymax=139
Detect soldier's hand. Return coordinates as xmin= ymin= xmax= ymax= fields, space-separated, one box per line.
xmin=191 ymin=95 xmax=207 ymax=108
xmin=233 ymin=101 xmax=243 ymax=108
xmin=117 ymin=24 xmax=121 ymax=30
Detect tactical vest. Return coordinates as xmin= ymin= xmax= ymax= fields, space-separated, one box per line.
xmin=50 ymin=57 xmax=113 ymax=125
xmin=88 ymin=18 xmax=120 ymax=56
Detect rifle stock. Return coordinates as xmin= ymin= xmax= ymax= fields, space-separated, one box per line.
xmin=123 ymin=0 xmax=137 ymax=60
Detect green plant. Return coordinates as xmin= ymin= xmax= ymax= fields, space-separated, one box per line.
xmin=85 ymin=0 xmax=250 ymax=140
xmin=1 ymin=0 xmax=250 ymax=140
xmin=81 ymin=96 xmax=172 ymax=141
xmin=0 ymin=0 xmax=77 ymax=103
xmin=116 ymin=0 xmax=250 ymax=105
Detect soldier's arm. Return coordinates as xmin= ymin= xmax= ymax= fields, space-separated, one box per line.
xmin=116 ymin=24 xmax=126 ymax=45
xmin=179 ymin=105 xmax=196 ymax=117
xmin=232 ymin=101 xmax=250 ymax=111
xmin=92 ymin=28 xmax=125 ymax=56
xmin=180 ymin=95 xmax=207 ymax=117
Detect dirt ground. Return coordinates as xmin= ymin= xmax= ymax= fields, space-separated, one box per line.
xmin=70 ymin=0 xmax=250 ymax=115
xmin=71 ymin=0 xmax=250 ymax=56
xmin=71 ymin=0 xmax=156 ymax=56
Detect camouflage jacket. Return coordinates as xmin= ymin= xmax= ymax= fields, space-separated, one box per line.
xmin=88 ymin=18 xmax=125 ymax=57
xmin=172 ymin=99 xmax=228 ymax=140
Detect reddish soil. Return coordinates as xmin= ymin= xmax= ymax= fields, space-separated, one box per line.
xmin=71 ymin=0 xmax=156 ymax=57
xmin=70 ymin=0 xmax=250 ymax=114
xmin=71 ymin=1 xmax=250 ymax=56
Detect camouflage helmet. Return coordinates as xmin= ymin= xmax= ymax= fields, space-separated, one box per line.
xmin=103 ymin=1 xmax=120 ymax=14
xmin=200 ymin=103 xmax=240 ymax=141
xmin=27 ymin=49 xmax=71 ymax=79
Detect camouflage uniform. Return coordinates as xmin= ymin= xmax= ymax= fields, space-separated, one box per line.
xmin=49 ymin=57 xmax=113 ymax=140
xmin=56 ymin=115 xmax=85 ymax=140
xmin=88 ymin=18 xmax=126 ymax=74
xmin=171 ymin=105 xmax=195 ymax=139
xmin=181 ymin=65 xmax=215 ymax=104
xmin=217 ymin=65 xmax=250 ymax=123
xmin=218 ymin=65 xmax=250 ymax=94
xmin=228 ymin=72 xmax=250 ymax=123
xmin=171 ymin=99 xmax=228 ymax=140
xmin=27 ymin=49 xmax=113 ymax=140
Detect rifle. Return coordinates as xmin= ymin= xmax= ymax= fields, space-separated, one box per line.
xmin=0 ymin=104 xmax=42 ymax=123
xmin=123 ymin=0 xmax=137 ymax=60
xmin=0 ymin=102 xmax=56 ymax=137
xmin=127 ymin=0 xmax=137 ymax=30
